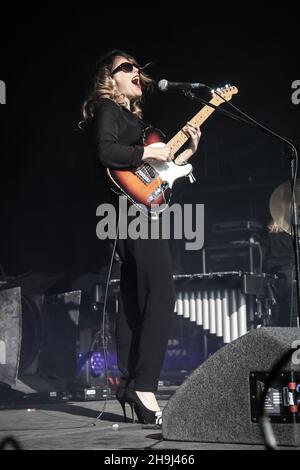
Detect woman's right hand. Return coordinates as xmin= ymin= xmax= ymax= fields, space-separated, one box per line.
xmin=142 ymin=145 xmax=173 ymax=163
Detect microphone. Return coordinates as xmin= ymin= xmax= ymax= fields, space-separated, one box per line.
xmin=158 ymin=79 xmax=206 ymax=91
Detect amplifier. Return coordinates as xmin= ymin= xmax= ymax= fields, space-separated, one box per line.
xmin=212 ymin=220 xmax=263 ymax=234
xmin=202 ymin=241 xmax=262 ymax=274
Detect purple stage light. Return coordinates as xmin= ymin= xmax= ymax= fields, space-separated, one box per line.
xmin=90 ymin=351 xmax=105 ymax=377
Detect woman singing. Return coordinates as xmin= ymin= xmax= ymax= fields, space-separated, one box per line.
xmin=81 ymin=49 xmax=201 ymax=426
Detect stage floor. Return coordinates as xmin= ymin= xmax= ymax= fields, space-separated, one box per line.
xmin=0 ymin=386 xmax=294 ymax=451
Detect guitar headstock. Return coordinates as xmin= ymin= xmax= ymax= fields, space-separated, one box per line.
xmin=211 ymin=84 xmax=238 ymax=103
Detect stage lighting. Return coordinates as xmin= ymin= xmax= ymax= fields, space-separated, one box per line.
xmin=77 ymin=350 xmax=105 ymax=379
xmin=71 ymin=349 xmax=111 ymax=401
xmin=90 ymin=351 xmax=105 ymax=377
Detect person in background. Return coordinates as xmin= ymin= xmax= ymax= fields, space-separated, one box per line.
xmin=263 ymin=220 xmax=297 ymax=326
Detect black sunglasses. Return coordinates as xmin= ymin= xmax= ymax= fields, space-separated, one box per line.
xmin=112 ymin=62 xmax=140 ymax=75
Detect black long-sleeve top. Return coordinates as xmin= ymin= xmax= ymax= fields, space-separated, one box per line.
xmin=93 ymin=98 xmax=145 ymax=169
xmin=263 ymin=231 xmax=295 ymax=273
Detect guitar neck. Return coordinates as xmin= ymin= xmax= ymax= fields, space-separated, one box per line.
xmin=167 ymin=95 xmax=224 ymax=155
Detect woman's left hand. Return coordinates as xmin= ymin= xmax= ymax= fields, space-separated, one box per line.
xmin=183 ymin=122 xmax=201 ymax=155
xmin=174 ymin=122 xmax=201 ymax=166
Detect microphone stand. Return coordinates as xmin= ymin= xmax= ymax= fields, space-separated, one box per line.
xmin=183 ymin=89 xmax=300 ymax=327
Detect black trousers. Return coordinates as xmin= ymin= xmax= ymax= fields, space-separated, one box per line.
xmin=115 ymin=234 xmax=176 ymax=392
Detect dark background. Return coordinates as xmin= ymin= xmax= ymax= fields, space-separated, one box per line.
xmin=0 ymin=4 xmax=299 ymax=280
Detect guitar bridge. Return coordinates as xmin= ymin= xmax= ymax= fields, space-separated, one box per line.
xmin=147 ymin=181 xmax=169 ymax=203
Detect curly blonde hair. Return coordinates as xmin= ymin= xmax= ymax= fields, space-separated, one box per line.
xmin=79 ymin=49 xmax=154 ymax=128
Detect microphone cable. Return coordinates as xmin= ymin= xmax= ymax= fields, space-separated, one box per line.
xmin=91 ymin=212 xmax=120 ymax=424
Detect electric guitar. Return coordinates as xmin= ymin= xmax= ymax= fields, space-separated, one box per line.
xmin=107 ymin=85 xmax=238 ymax=214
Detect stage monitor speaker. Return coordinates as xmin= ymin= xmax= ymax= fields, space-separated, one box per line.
xmin=0 ymin=287 xmax=81 ymax=403
xmin=0 ymin=287 xmax=22 ymax=386
xmin=162 ymin=327 xmax=300 ymax=447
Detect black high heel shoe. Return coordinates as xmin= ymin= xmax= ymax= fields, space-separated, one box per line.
xmin=115 ymin=385 xmax=125 ymax=401
xmin=124 ymin=389 xmax=162 ymax=426
xmin=117 ymin=396 xmax=135 ymax=423
xmin=116 ymin=386 xmax=135 ymax=423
